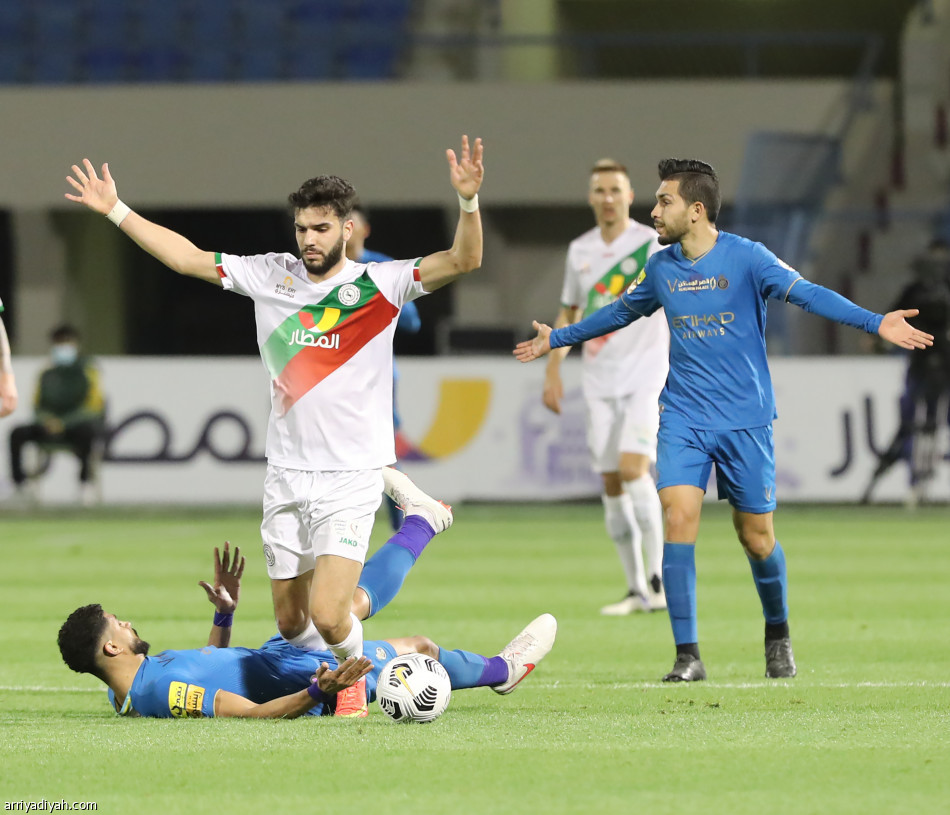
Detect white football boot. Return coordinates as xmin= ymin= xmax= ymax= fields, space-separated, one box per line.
xmin=492 ymin=613 xmax=558 ymax=695
xmin=382 ymin=467 xmax=453 ymax=533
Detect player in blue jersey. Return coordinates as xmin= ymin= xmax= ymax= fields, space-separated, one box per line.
xmin=515 ymin=158 xmax=933 ymax=682
xmin=58 ymin=527 xmax=557 ymax=718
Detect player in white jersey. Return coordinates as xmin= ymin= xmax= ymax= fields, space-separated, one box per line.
xmin=0 ymin=297 xmax=16 ymax=418
xmin=543 ymin=160 xmax=669 ymax=615
xmin=64 ymin=136 xmax=484 ymax=716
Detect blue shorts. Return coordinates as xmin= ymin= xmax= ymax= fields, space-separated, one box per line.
xmin=656 ymin=416 xmax=776 ymax=513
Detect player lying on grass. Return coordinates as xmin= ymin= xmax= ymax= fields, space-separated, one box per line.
xmin=57 ymin=510 xmax=557 ymax=719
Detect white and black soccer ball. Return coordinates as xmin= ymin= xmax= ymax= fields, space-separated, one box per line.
xmin=376 ymin=652 xmax=451 ymax=723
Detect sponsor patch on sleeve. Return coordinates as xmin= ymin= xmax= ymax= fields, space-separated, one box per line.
xmin=169 ymin=681 xmax=207 ymax=718
xmin=626 ymin=269 xmax=647 ymax=294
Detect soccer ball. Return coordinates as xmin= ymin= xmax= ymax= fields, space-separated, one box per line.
xmin=376 ymin=652 xmax=451 ymax=723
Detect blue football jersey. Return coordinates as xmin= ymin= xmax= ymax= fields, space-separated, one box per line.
xmin=617 ymin=232 xmax=803 ymax=429
xmin=109 ymin=636 xmax=394 ymax=718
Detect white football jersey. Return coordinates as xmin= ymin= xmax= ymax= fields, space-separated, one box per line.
xmin=217 ymin=252 xmax=426 ymax=470
xmin=560 ymin=221 xmax=670 ymax=400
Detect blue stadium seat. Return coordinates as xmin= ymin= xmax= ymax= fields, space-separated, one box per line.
xmin=286 ymin=2 xmax=345 ymax=79
xmin=0 ymin=2 xmax=27 ymax=82
xmin=134 ymin=0 xmax=186 ymax=81
xmin=342 ymin=0 xmax=411 ymax=79
xmin=187 ymin=4 xmax=237 ymax=81
xmin=234 ymin=0 xmax=284 ymax=80
xmin=137 ymin=46 xmax=186 ymax=81
xmin=30 ymin=0 xmax=83 ymax=82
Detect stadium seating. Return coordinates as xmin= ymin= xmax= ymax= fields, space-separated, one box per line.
xmin=0 ymin=0 xmax=412 ymax=84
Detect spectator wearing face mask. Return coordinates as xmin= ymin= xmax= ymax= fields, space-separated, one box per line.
xmin=8 ymin=324 xmax=106 ymax=504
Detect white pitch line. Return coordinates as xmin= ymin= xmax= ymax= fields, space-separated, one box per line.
xmin=531 ymin=680 xmax=950 ymax=690
xmin=2 ymin=681 xmax=949 ymax=694
xmin=0 ymin=686 xmax=102 ymax=693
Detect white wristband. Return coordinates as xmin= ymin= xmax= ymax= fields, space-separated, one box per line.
xmin=106 ymin=199 xmax=131 ymax=226
xmin=458 ymin=193 xmax=479 ymax=213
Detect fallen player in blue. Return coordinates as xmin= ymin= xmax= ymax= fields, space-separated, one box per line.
xmin=58 ymin=493 xmax=556 ymax=718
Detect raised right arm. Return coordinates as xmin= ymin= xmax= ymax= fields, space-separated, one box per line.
xmin=65 ymin=159 xmax=221 ymax=286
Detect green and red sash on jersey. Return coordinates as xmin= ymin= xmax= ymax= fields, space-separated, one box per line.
xmin=582 ymin=243 xmax=653 ymax=318
xmin=260 ymin=271 xmax=399 ymax=414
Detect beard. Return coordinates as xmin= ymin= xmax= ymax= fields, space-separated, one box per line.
xmin=130 ymin=635 xmax=150 ymax=656
xmin=302 ymin=234 xmax=346 ymax=277
xmin=656 ymin=225 xmax=687 ymax=246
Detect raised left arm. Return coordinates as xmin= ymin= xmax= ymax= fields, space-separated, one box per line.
xmin=416 ymin=135 xmax=484 ymax=291
xmin=198 ymin=542 xmax=245 ymax=648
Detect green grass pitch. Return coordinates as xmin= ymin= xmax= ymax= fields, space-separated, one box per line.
xmin=1 ymin=502 xmax=948 ymax=814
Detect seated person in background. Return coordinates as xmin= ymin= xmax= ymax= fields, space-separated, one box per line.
xmin=8 ymin=324 xmax=105 ymax=504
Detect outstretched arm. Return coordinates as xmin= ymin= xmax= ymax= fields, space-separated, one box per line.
xmin=198 ymin=542 xmax=245 ymax=648
xmin=65 ymin=159 xmax=220 ymax=285
xmin=514 ymin=297 xmax=641 ymax=363
xmin=416 ymin=136 xmax=484 ymax=291
xmin=785 ymin=279 xmax=933 ymax=349
xmin=0 ymin=317 xmax=16 ymax=417
xmin=213 ymin=656 xmax=373 ymax=718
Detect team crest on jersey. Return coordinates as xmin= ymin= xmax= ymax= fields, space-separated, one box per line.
xmin=625 ymin=269 xmax=646 ymax=294
xmin=338 ymin=283 xmax=361 ymax=306
xmin=621 ymin=257 xmax=639 ymax=275
xmin=717 ymin=275 xmax=729 ymax=289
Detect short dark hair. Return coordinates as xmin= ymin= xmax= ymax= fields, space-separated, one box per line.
xmin=658 ymin=158 xmax=721 ymax=223
xmin=590 ymin=158 xmax=629 ymax=176
xmin=288 ymin=175 xmax=358 ymax=220
xmin=58 ymin=603 xmax=109 ymax=679
xmin=49 ymin=324 xmax=80 ymax=344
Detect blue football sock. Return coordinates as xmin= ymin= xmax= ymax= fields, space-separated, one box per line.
xmin=437 ymin=647 xmax=507 ymax=689
xmin=357 ymin=516 xmax=435 ymax=618
xmin=663 ymin=542 xmax=698 ymax=646
xmin=748 ymin=540 xmax=788 ymax=625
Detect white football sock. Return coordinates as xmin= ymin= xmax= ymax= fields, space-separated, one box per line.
xmin=285 ymin=621 xmax=327 ymax=652
xmin=327 ymin=613 xmax=364 ymax=663
xmin=602 ymin=493 xmax=649 ymax=597
xmin=624 ymin=474 xmax=665 ymax=581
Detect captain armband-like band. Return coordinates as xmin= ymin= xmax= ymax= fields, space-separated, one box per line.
xmin=458 ymin=193 xmax=479 ymax=213
xmin=106 ymin=200 xmax=131 ymax=226
xmin=213 ymin=611 xmax=233 ymax=628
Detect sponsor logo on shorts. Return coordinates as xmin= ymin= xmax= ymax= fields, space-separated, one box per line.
xmin=338 ymin=283 xmax=361 ymax=306
xmin=765 ymin=486 xmax=774 ymax=501
xmin=263 ymin=544 xmax=276 ymax=567
xmin=332 ymin=519 xmax=364 ymax=548
xmin=376 ymin=647 xmax=388 ymax=661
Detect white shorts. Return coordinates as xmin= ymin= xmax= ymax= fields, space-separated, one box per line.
xmin=260 ymin=465 xmax=383 ymax=580
xmin=585 ymin=391 xmax=660 ymax=473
